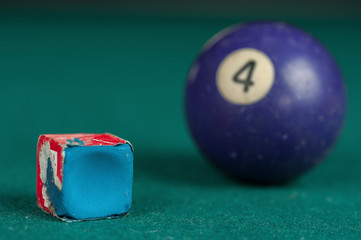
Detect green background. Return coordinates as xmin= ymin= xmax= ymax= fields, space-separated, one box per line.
xmin=1 ymin=5 xmax=361 ymax=239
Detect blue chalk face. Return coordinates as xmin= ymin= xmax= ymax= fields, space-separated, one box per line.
xmin=47 ymin=144 xmax=133 ymax=220
xmin=185 ymin=22 xmax=347 ymax=184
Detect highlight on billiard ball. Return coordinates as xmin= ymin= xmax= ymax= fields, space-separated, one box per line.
xmin=36 ymin=133 xmax=133 ymax=222
xmin=185 ymin=22 xmax=347 ymax=184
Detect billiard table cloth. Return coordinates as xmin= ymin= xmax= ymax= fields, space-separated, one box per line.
xmin=0 ymin=10 xmax=360 ymax=240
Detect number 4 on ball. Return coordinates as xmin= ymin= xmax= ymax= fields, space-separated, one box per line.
xmin=233 ymin=60 xmax=256 ymax=93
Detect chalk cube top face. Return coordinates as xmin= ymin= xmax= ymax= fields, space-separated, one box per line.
xmin=42 ymin=133 xmax=128 ymax=146
xmin=36 ymin=133 xmax=133 ymax=222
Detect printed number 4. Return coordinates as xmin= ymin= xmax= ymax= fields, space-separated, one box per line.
xmin=233 ymin=61 xmax=256 ymax=93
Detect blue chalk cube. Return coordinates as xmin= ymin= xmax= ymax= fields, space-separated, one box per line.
xmin=37 ymin=134 xmax=133 ymax=221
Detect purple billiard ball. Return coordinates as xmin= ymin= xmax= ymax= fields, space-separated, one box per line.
xmin=185 ymin=22 xmax=347 ymax=184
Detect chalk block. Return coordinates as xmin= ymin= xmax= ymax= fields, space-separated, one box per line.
xmin=36 ymin=133 xmax=133 ymax=222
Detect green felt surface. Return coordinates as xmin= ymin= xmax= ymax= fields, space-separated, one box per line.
xmin=0 ymin=12 xmax=361 ymax=239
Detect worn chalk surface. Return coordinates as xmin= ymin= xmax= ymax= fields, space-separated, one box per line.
xmin=45 ymin=144 xmax=133 ymax=221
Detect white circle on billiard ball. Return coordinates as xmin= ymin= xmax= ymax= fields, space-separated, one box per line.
xmin=216 ymin=48 xmax=275 ymax=105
